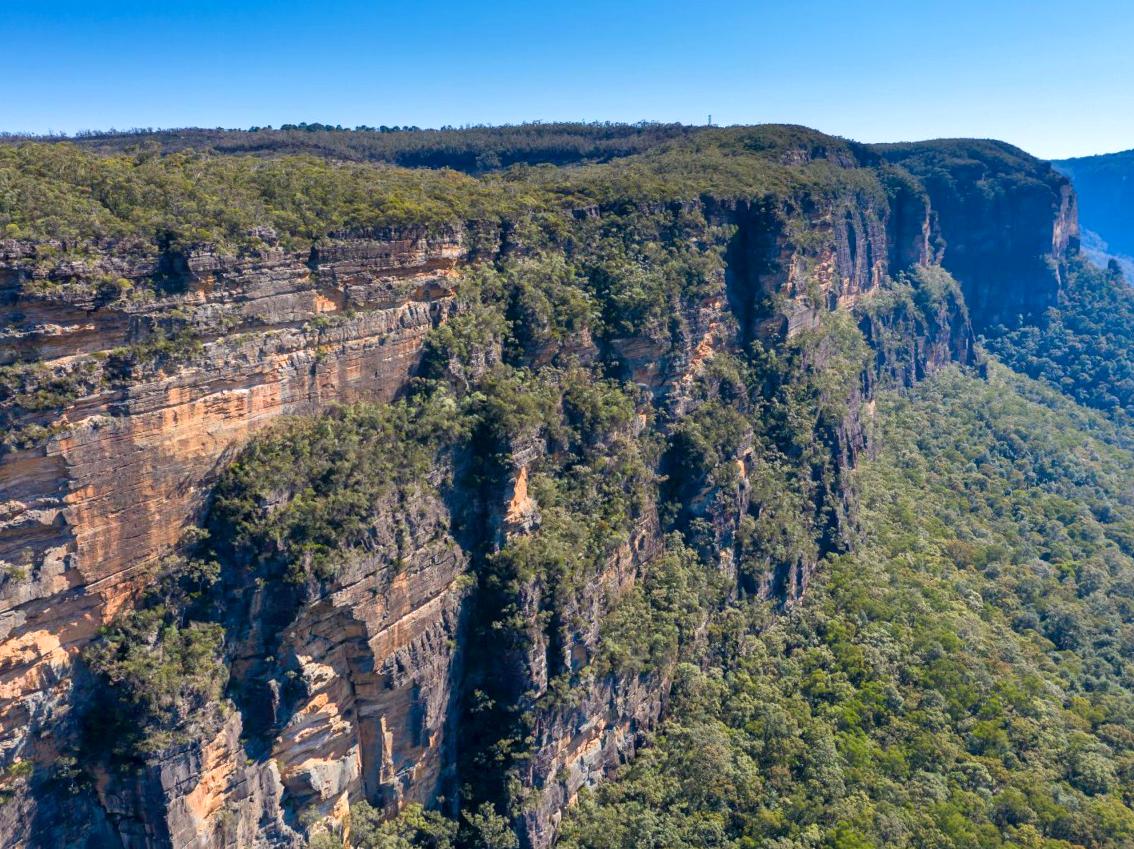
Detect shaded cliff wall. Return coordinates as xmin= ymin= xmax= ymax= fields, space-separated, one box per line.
xmin=876 ymin=140 xmax=1080 ymax=329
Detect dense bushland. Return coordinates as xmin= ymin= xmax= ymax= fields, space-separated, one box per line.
xmin=39 ymin=122 xmax=698 ymax=173
xmin=0 ymin=125 xmax=923 ymax=254
xmin=985 ymin=258 xmax=1134 ymax=422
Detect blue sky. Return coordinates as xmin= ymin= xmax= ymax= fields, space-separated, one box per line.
xmin=4 ymin=0 xmax=1131 ymax=159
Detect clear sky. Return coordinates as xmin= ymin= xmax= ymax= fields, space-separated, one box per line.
xmin=4 ymin=0 xmax=1131 ymax=160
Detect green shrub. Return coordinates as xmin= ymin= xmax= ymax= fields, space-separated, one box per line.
xmin=84 ymin=607 xmax=226 ymax=757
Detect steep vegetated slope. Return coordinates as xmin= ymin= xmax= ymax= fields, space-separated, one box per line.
xmin=0 ymin=125 xmax=1089 ymax=849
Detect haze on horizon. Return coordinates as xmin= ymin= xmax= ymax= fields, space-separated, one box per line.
xmin=5 ymin=0 xmax=1133 ymax=161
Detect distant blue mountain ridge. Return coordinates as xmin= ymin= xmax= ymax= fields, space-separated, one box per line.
xmin=1053 ymin=149 xmax=1134 ymax=280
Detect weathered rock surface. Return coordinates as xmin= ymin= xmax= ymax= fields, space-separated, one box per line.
xmin=0 ymin=229 xmax=465 ymax=847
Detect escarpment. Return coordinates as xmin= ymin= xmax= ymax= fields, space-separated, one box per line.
xmin=0 ymin=126 xmax=1077 ymax=849
xmin=875 ymin=139 xmax=1080 ymax=329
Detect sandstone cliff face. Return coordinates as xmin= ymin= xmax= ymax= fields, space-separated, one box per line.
xmin=0 ymin=153 xmax=1075 ymax=849
xmin=0 ymin=229 xmax=465 ymax=847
